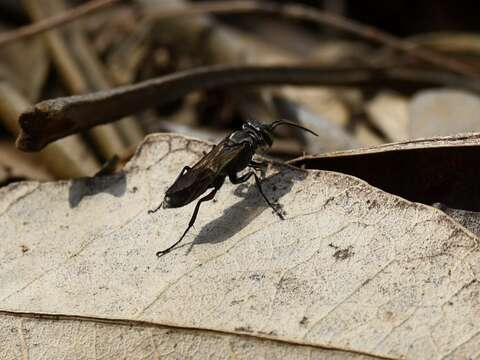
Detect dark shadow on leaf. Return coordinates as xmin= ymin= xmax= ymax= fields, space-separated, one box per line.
xmin=289 ymin=144 xmax=480 ymax=237
xmin=290 ymin=146 xmax=480 ymax=212
xmin=68 ymin=172 xmax=127 ymax=208
xmin=190 ymin=169 xmax=306 ymax=249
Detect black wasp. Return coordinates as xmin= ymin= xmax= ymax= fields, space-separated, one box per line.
xmin=149 ymin=119 xmax=318 ymax=257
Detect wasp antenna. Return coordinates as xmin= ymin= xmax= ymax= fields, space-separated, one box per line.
xmin=269 ymin=120 xmax=318 ymax=137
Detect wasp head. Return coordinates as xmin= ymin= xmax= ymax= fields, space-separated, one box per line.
xmin=243 ymin=119 xmax=318 ymax=149
xmin=242 ymin=120 xmax=274 ymax=148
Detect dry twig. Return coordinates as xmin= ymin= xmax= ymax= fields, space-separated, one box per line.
xmin=16 ymin=63 xmax=480 ymax=152
xmin=0 ymin=82 xmax=99 ymax=177
xmin=0 ymin=0 xmax=121 ymax=47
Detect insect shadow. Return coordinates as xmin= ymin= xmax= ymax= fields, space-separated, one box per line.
xmin=190 ymin=169 xmax=307 ymax=249
xmin=68 ymin=172 xmax=127 ymax=208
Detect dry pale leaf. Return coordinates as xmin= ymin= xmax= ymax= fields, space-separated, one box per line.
xmin=276 ymin=86 xmax=350 ymax=128
xmin=1 ymin=134 xmax=479 ymax=359
xmin=366 ymin=92 xmax=409 ymax=142
xmin=273 ymin=94 xmax=360 ymax=154
xmin=409 ymin=89 xmax=480 ymax=138
xmin=0 ymin=312 xmax=376 ymax=360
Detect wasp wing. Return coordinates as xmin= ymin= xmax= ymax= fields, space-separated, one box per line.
xmin=192 ymin=138 xmax=247 ymax=175
xmin=164 ymin=139 xmax=246 ymax=207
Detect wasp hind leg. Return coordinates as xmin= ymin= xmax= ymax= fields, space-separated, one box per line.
xmin=157 ymin=177 xmax=224 ymax=257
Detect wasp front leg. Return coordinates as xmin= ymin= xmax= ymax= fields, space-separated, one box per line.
xmin=229 ymin=168 xmax=284 ymax=220
xmin=249 ymin=160 xmax=268 ymax=177
xmin=249 ymin=160 xmax=268 ymax=170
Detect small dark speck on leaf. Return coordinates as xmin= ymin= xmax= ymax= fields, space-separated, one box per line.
xmin=366 ymin=199 xmax=378 ymax=209
xmin=132 ymin=186 xmax=138 ymax=193
xmin=235 ymin=326 xmax=253 ymax=333
xmin=249 ymin=273 xmax=264 ymax=281
xmin=20 ymin=244 xmax=29 ymax=253
xmin=334 ymin=248 xmax=354 ymax=260
xmin=299 ymin=316 xmax=308 ymax=325
xmin=329 ymin=244 xmax=354 ymax=260
xmin=258 ymin=330 xmax=278 ymax=336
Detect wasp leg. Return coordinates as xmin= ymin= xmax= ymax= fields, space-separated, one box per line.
xmin=229 ymin=171 xmax=284 ymax=220
xmin=252 ymin=172 xmax=285 ymax=220
xmin=249 ymin=160 xmax=268 ymax=177
xmin=249 ymin=160 xmax=268 ymax=169
xmin=248 ymin=160 xmax=268 ymax=177
xmin=229 ymin=171 xmax=253 ymax=184
xmin=148 ymin=166 xmax=191 ymax=214
xmin=156 ymin=187 xmax=218 ymax=257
